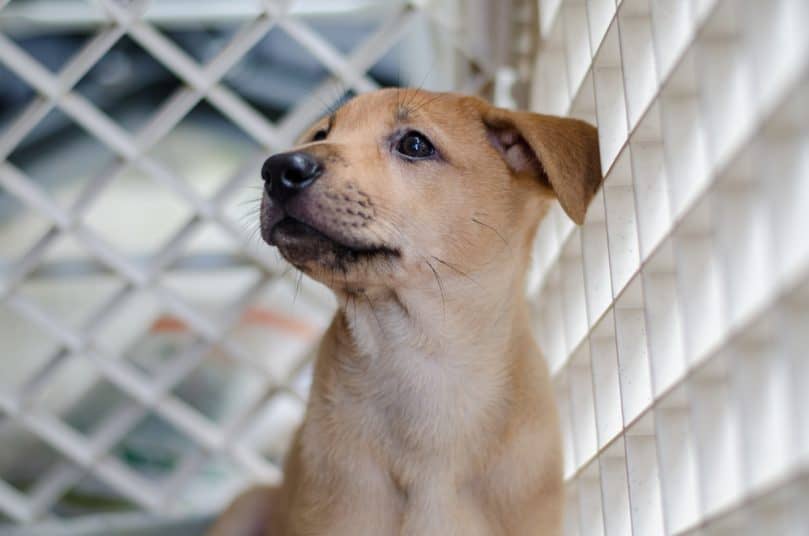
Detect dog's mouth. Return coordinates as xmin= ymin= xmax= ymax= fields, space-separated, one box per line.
xmin=269 ymin=217 xmax=398 ymax=267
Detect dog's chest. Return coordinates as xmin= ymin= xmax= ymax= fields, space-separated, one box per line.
xmin=317 ymin=344 xmax=507 ymax=508
xmin=302 ymin=320 xmax=513 ymax=533
xmin=362 ymin=345 xmax=502 ymax=450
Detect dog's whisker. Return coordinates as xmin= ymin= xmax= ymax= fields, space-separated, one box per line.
xmin=361 ymin=291 xmax=383 ymax=332
xmin=424 ymin=258 xmax=446 ymax=321
xmin=317 ymin=81 xmax=340 ymax=118
xmin=366 ymin=204 xmax=409 ymax=229
xmin=471 ymin=217 xmax=510 ymax=249
xmin=249 ymin=222 xmax=264 ymax=246
xmin=279 ymin=262 xmax=295 ymax=281
xmin=409 ymin=92 xmax=449 ymax=115
xmin=237 ymin=206 xmax=262 ymax=218
xmin=242 ymin=223 xmax=263 ymax=255
xmin=236 ymin=196 xmax=262 ymax=206
xmin=236 ymin=212 xmax=262 ymax=229
xmin=405 ymin=58 xmax=436 ymax=111
xmin=236 ymin=214 xmax=260 ymax=227
xmin=430 ymin=256 xmax=481 ymax=288
xmin=292 ymin=270 xmax=304 ymax=304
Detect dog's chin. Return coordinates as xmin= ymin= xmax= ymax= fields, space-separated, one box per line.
xmin=267 ymin=217 xmax=398 ymax=275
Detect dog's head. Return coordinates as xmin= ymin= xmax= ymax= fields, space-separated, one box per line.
xmin=260 ymin=89 xmax=601 ymax=291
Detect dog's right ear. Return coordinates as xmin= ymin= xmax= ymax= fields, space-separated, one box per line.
xmin=482 ymin=106 xmax=602 ymax=225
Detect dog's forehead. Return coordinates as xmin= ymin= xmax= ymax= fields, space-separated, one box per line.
xmin=335 ymin=89 xmax=476 ymax=129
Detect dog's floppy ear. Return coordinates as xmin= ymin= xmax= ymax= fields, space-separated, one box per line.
xmin=483 ymin=106 xmax=602 ymax=224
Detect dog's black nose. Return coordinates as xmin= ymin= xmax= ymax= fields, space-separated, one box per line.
xmin=262 ymin=151 xmax=322 ymax=201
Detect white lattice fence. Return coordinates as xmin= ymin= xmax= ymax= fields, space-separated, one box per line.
xmin=0 ymin=0 xmax=504 ymax=526
xmin=528 ymin=0 xmax=809 ymax=534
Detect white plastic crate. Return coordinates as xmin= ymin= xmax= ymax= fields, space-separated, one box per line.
xmin=531 ymin=0 xmax=809 ymax=534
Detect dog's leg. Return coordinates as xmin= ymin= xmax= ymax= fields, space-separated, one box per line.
xmin=206 ymin=485 xmax=280 ymax=536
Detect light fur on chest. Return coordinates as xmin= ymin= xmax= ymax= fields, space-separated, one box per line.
xmin=294 ymin=300 xmax=524 ymax=535
xmin=331 ymin=298 xmax=512 ymax=456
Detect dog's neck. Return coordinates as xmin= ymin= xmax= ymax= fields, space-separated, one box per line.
xmin=312 ymin=257 xmax=537 ymax=457
xmin=321 ymin=258 xmax=530 ymax=421
xmin=337 ymin=260 xmax=528 ymax=365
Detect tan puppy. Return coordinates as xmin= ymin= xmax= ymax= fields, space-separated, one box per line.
xmin=209 ymin=89 xmax=601 ymax=536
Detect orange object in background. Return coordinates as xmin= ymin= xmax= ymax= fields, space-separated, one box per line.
xmin=150 ymin=308 xmax=317 ymax=339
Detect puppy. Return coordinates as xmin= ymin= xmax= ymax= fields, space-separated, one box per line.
xmin=209 ymin=89 xmax=601 ymax=535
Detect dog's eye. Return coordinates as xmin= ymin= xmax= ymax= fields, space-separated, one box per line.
xmin=312 ymin=129 xmax=328 ymax=142
xmin=396 ymin=131 xmax=435 ymax=159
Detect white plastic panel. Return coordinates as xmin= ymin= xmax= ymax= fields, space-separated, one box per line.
xmin=531 ymin=0 xmax=809 ymax=533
